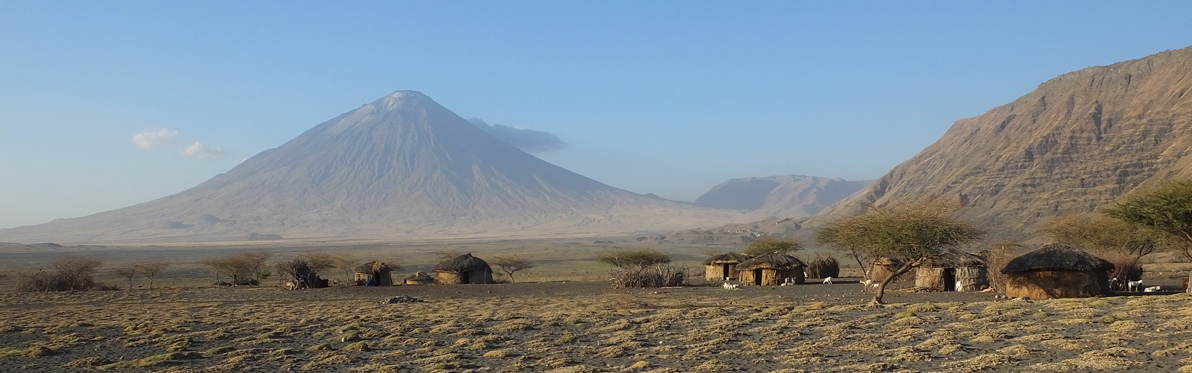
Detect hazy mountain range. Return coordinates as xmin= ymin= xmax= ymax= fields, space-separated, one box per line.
xmin=693 ymin=175 xmax=870 ymax=217
xmin=0 ymin=91 xmax=758 ymax=243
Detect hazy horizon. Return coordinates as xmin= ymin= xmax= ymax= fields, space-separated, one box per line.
xmin=3 ymin=2 xmax=1192 ymax=229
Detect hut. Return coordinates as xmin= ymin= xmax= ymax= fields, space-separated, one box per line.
xmin=736 ymin=252 xmax=806 ymax=286
xmin=869 ymin=257 xmax=905 ymax=282
xmin=704 ymin=252 xmax=750 ymax=281
xmin=354 ymin=261 xmax=394 ymax=286
xmin=1000 ymin=243 xmax=1114 ymax=299
xmin=404 ymin=271 xmax=434 ymax=285
xmin=916 ymin=249 xmax=988 ymax=292
xmin=433 ymin=253 xmax=494 ymax=284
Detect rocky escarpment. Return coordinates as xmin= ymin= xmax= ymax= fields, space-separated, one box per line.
xmin=811 ymin=46 xmax=1192 ymax=234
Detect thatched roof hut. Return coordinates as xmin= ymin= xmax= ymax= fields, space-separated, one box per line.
xmin=433 ymin=253 xmax=494 ymax=285
xmin=404 ymin=271 xmax=434 ymax=285
xmin=737 ymin=252 xmax=806 ymax=286
xmin=916 ymin=249 xmax=988 ymax=292
xmin=704 ymin=252 xmax=750 ymax=281
xmin=1000 ymin=243 xmax=1114 ymax=299
xmin=354 ymin=261 xmax=393 ymax=286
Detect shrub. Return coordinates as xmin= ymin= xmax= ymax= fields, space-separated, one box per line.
xmin=597 ymin=248 xmax=670 ymax=269
xmin=15 ymin=255 xmax=103 ymax=292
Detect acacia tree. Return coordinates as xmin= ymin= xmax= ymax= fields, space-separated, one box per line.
xmin=742 ymin=237 xmax=801 ymax=256
xmin=202 ymin=252 xmax=272 ymax=286
xmin=1101 ymin=179 xmax=1192 ymax=293
xmin=274 ymin=252 xmax=336 ymax=289
xmin=1102 ymin=179 xmax=1192 ymax=259
xmin=489 ymin=256 xmax=535 ymax=283
xmin=816 ymin=201 xmax=984 ymax=305
xmin=1041 ymin=214 xmax=1160 ymax=260
xmin=113 ymin=266 xmax=137 ymax=291
xmin=135 ymin=262 xmax=169 ymax=290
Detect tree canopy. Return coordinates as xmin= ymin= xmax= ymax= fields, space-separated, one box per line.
xmin=1102 ymin=179 xmax=1192 ymax=260
xmin=816 ymin=200 xmax=984 ymax=305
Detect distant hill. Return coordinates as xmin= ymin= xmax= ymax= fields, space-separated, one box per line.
xmin=810 ymin=46 xmax=1192 ymax=235
xmin=0 ymin=91 xmax=750 ymax=244
xmin=694 ymin=175 xmax=870 ymax=217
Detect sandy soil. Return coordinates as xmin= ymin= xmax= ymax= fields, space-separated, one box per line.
xmin=1 ymin=279 xmax=1191 ymax=372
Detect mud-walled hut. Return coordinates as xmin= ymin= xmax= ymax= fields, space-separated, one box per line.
xmin=1001 ymin=243 xmax=1114 ymax=299
xmin=704 ymin=252 xmax=750 ymax=281
xmin=434 ymin=253 xmax=494 ymax=284
xmin=404 ymin=271 xmax=434 ymax=285
xmin=737 ymin=252 xmax=806 ymax=286
xmin=916 ymin=249 xmax=988 ymax=292
xmin=354 ymin=261 xmax=394 ymax=286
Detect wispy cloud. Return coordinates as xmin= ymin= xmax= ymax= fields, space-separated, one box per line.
xmin=469 ymin=118 xmax=568 ymax=153
xmin=132 ymin=128 xmax=178 ymax=149
xmin=182 ymin=141 xmax=226 ymax=160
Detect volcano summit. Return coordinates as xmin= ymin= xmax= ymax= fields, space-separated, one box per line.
xmin=2 ymin=91 xmax=746 ymax=243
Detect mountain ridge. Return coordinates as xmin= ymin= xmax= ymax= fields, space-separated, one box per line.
xmin=808 ymin=46 xmax=1192 ymax=235
xmin=0 ymin=91 xmax=753 ymax=244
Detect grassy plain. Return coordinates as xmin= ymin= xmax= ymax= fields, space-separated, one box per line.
xmin=2 ymin=240 xmax=1192 ymax=372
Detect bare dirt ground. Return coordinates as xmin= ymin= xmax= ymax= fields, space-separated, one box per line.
xmin=2 ymin=279 xmax=1191 ymax=372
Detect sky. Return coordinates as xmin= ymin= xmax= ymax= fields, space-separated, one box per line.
xmin=2 ymin=1 xmax=1191 ymax=229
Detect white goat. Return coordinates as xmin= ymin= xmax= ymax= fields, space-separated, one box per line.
xmin=723 ymin=281 xmax=739 ymax=290
xmin=822 ymin=276 xmax=833 ymax=285
xmin=1144 ymin=286 xmax=1162 ymax=292
xmin=1128 ymin=280 xmax=1143 ymax=292
xmin=955 ymin=280 xmax=964 ymax=292
xmin=1108 ymin=278 xmax=1119 ymax=291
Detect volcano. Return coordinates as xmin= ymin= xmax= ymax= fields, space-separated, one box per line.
xmin=2 ymin=91 xmax=745 ymax=243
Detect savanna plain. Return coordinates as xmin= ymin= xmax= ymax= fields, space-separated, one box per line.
xmin=2 ymin=240 xmax=1192 ymax=372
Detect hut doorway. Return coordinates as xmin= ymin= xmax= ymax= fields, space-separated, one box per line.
xmin=753 ymin=269 xmax=763 ymax=286
xmin=460 ymin=271 xmax=471 ymax=284
xmin=722 ymin=264 xmax=732 ymax=280
xmin=943 ymin=268 xmax=956 ymax=291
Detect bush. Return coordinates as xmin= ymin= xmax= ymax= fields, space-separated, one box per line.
xmin=609 ymin=266 xmax=687 ymax=288
xmin=15 ymin=255 xmax=103 ymax=292
xmin=1107 ymin=254 xmax=1144 ymax=285
xmin=807 ymin=256 xmax=840 ymax=278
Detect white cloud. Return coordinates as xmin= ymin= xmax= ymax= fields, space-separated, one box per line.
xmin=182 ymin=141 xmax=226 ymax=160
xmin=132 ymin=128 xmax=178 ymax=149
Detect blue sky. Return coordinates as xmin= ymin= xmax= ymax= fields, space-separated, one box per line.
xmin=2 ymin=1 xmax=1191 ymax=229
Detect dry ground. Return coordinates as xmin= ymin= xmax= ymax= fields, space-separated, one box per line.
xmin=2 ymin=280 xmax=1192 ymax=372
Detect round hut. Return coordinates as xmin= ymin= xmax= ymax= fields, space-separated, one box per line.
xmin=916 ymin=249 xmax=988 ymax=292
xmin=354 ymin=261 xmax=394 ymax=286
xmin=433 ymin=253 xmax=494 ymax=285
xmin=869 ymin=257 xmax=905 ymax=282
xmin=704 ymin=252 xmax=750 ymax=281
xmin=404 ymin=271 xmax=434 ymax=285
xmin=736 ymin=252 xmax=806 ymax=286
xmin=1000 ymin=243 xmax=1114 ymax=299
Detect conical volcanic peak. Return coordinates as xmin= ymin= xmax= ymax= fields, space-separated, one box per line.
xmin=809 ymin=45 xmax=1192 ymax=233
xmin=0 ymin=91 xmax=748 ymax=243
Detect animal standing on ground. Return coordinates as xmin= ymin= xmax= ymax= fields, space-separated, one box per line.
xmin=822 ymin=276 xmax=833 ymax=284
xmin=1128 ymin=280 xmax=1143 ymax=292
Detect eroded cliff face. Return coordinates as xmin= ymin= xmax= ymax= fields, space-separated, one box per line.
xmin=812 ymin=46 xmax=1192 ymax=233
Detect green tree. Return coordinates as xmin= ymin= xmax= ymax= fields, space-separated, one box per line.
xmin=816 ymin=201 xmax=984 ymax=305
xmin=1102 ymin=179 xmax=1192 ymax=260
xmin=1040 ymin=214 xmax=1160 ymax=260
xmin=742 ymin=237 xmax=801 ymax=256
